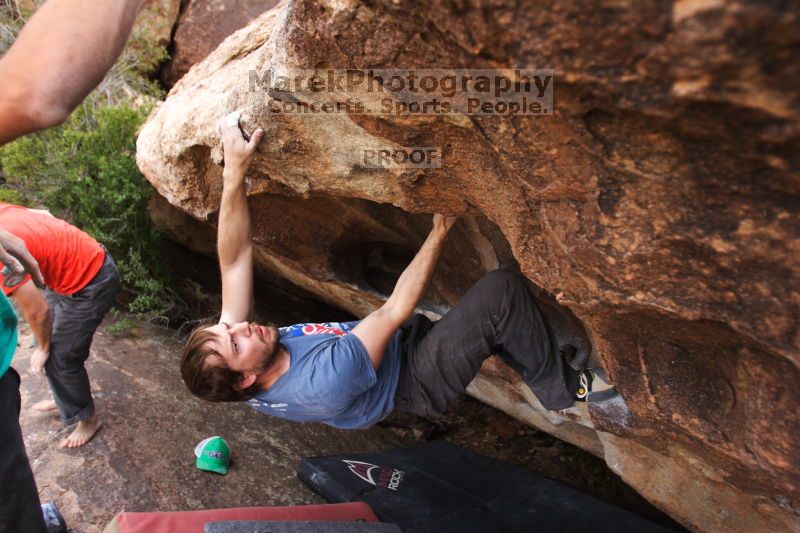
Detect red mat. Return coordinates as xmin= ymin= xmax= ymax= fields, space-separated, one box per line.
xmin=105 ymin=502 xmax=379 ymax=533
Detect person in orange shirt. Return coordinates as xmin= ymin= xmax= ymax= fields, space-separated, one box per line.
xmin=0 ymin=203 xmax=120 ymax=448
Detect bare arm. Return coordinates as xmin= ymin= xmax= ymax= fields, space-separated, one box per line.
xmin=217 ymin=113 xmax=265 ymax=325
xmin=0 ymin=0 xmax=145 ymax=145
xmin=352 ymin=215 xmax=457 ymax=369
xmin=0 ymin=227 xmax=44 ymax=288
xmin=11 ymin=280 xmax=52 ymax=373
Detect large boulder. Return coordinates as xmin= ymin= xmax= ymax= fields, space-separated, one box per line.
xmin=160 ymin=0 xmax=281 ymax=87
xmin=137 ymin=1 xmax=800 ymax=530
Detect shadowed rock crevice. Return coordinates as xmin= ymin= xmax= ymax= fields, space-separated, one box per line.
xmin=330 ymin=241 xmax=416 ymax=297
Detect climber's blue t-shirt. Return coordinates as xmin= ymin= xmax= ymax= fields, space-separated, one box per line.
xmin=248 ymin=321 xmax=403 ymax=430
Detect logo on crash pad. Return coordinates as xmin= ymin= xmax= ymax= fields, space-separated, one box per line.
xmin=343 ymin=460 xmax=405 ymax=491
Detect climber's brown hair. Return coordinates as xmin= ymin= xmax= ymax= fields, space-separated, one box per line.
xmin=180 ymin=323 xmax=259 ymax=402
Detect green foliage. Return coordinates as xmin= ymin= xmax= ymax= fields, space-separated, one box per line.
xmin=0 ymin=103 xmax=173 ymax=319
xmin=89 ymin=16 xmax=168 ymax=105
xmin=118 ymin=247 xmax=172 ymax=318
xmin=106 ymin=309 xmax=136 ymax=334
xmin=0 ymin=187 xmax=25 ymax=205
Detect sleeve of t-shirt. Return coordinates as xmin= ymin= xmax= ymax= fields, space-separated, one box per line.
xmin=310 ymin=333 xmax=378 ymax=404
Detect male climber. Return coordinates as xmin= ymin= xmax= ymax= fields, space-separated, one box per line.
xmin=180 ymin=113 xmax=589 ymax=429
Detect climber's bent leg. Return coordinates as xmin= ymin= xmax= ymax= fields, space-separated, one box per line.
xmin=394 ymin=270 xmax=576 ymax=419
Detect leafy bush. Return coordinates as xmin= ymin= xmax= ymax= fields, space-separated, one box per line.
xmin=0 ymin=103 xmax=173 ymax=319
xmin=0 ymin=187 xmax=25 ymax=205
xmin=106 ymin=308 xmax=136 ymax=334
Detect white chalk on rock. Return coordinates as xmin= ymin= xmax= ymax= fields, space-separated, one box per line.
xmin=222 ymin=111 xmax=241 ymax=129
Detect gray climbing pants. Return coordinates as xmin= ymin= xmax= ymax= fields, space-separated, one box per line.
xmin=43 ymin=248 xmax=119 ymax=425
xmin=394 ymin=269 xmax=577 ymax=417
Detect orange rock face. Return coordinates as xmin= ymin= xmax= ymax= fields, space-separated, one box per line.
xmin=137 ymin=1 xmax=800 ymax=530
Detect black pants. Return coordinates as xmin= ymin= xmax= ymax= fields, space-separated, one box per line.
xmin=0 ymin=368 xmax=47 ymax=533
xmin=394 ymin=270 xmax=577 ymax=417
xmin=43 ymin=249 xmax=120 ymax=425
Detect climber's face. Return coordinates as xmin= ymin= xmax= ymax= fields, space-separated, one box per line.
xmin=204 ymin=321 xmax=280 ymax=388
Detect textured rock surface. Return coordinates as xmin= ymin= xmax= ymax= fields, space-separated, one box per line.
xmin=161 ymin=0 xmax=281 ymax=87
xmin=136 ymin=1 xmax=800 ymax=531
xmin=138 ymin=0 xmax=183 ymax=47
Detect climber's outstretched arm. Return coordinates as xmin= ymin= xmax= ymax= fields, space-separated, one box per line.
xmin=351 ymin=215 xmax=457 ymax=369
xmin=0 ymin=0 xmax=145 ymax=146
xmin=217 ymin=113 xmax=265 ymax=325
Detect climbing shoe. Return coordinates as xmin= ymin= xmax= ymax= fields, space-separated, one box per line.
xmin=575 ymin=368 xmax=594 ymax=401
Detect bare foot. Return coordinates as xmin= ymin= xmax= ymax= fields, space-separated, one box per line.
xmin=60 ymin=415 xmax=103 ymax=448
xmin=31 ymin=399 xmax=57 ymax=412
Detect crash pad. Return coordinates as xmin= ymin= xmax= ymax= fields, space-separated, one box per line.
xmin=103 ymin=502 xmax=379 ymax=533
xmin=298 ymin=441 xmax=677 ymax=533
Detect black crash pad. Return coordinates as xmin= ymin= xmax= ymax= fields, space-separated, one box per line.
xmin=298 ymin=441 xmax=676 ymax=533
